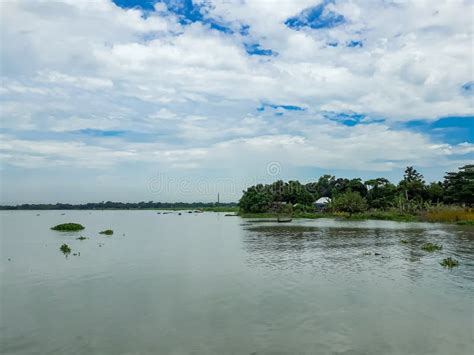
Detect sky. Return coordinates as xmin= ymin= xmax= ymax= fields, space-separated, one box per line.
xmin=0 ymin=0 xmax=473 ymax=204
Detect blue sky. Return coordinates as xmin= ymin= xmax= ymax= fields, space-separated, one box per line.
xmin=0 ymin=0 xmax=472 ymax=203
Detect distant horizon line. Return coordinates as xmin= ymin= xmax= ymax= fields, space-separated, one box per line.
xmin=0 ymin=201 xmax=239 ymax=210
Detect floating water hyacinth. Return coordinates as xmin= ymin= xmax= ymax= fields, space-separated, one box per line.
xmin=51 ymin=223 xmax=85 ymax=231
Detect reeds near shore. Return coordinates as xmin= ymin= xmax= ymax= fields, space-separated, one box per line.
xmin=420 ymin=207 xmax=474 ymax=223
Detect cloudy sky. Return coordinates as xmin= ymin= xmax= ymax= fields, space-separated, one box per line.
xmin=0 ymin=0 xmax=472 ymax=204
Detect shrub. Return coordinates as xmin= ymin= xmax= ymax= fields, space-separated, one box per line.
xmin=329 ymin=191 xmax=367 ymax=215
xmin=51 ymin=223 xmax=85 ymax=231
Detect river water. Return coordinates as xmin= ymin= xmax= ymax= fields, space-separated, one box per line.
xmin=1 ymin=211 xmax=473 ymax=354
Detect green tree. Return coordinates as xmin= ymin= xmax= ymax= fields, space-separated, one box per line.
xmin=443 ymin=165 xmax=474 ymax=206
xmin=330 ymin=190 xmax=368 ymax=215
xmin=365 ymin=178 xmax=397 ymax=209
xmin=427 ymin=182 xmax=444 ymax=204
xmin=283 ymin=180 xmax=314 ymax=205
xmin=238 ymin=185 xmax=273 ymax=213
xmin=307 ymin=174 xmax=336 ymax=198
xmin=398 ymin=166 xmax=426 ymax=201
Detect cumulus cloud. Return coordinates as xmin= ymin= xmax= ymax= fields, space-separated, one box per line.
xmin=0 ymin=0 xmax=472 ymax=202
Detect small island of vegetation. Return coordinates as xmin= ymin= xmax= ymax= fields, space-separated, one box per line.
xmin=440 ymin=257 xmax=460 ymax=268
xmin=51 ymin=223 xmax=85 ymax=231
xmin=421 ymin=243 xmax=443 ymax=252
xmin=238 ymin=165 xmax=473 ymax=224
xmin=99 ymin=229 xmax=113 ymax=235
xmin=60 ymin=244 xmax=71 ymax=255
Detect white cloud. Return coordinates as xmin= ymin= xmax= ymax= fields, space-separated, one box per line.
xmin=0 ymin=0 xmax=472 ymax=202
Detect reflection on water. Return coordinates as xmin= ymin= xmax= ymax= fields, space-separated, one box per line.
xmin=242 ymin=220 xmax=474 ymax=284
xmin=1 ymin=212 xmax=473 ymax=355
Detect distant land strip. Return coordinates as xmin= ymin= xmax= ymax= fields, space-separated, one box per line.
xmin=0 ymin=202 xmax=238 ymax=210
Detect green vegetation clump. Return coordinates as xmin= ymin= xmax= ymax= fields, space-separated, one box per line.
xmin=99 ymin=229 xmax=113 ymax=235
xmin=421 ymin=243 xmax=443 ymax=252
xmin=440 ymin=257 xmax=459 ymax=268
xmin=329 ymin=191 xmax=367 ymax=215
xmin=51 ymin=223 xmax=85 ymax=231
xmin=400 ymin=240 xmax=408 ymax=244
xmin=60 ymin=244 xmax=71 ymax=254
xmin=76 ymin=236 xmax=87 ymax=240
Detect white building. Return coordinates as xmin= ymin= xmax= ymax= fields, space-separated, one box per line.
xmin=314 ymin=197 xmax=331 ymax=210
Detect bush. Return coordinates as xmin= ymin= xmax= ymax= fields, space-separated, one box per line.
xmin=51 ymin=223 xmax=85 ymax=231
xmin=330 ymin=191 xmax=367 ymax=215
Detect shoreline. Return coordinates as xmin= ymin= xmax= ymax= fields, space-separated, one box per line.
xmin=238 ymin=211 xmax=474 ymax=226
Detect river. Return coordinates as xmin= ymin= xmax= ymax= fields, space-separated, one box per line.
xmin=1 ymin=211 xmax=473 ymax=354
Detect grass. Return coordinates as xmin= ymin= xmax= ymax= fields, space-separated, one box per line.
xmin=51 ymin=223 xmax=85 ymax=231
xmin=421 ymin=243 xmax=443 ymax=252
xmin=421 ymin=207 xmax=474 ymax=223
xmin=202 ymin=206 xmax=239 ymax=213
xmin=239 ymin=212 xmax=278 ymax=219
xmin=343 ymin=211 xmax=418 ymax=222
xmin=60 ymin=244 xmax=71 ymax=254
xmin=440 ymin=257 xmax=459 ymax=268
xmin=99 ymin=229 xmax=113 ymax=235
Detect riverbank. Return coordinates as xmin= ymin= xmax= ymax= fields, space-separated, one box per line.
xmin=238 ymin=209 xmax=474 ymax=225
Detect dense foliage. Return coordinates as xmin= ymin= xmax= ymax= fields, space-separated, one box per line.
xmin=239 ymin=165 xmax=473 ymax=213
xmin=329 ymin=191 xmax=367 ymax=215
xmin=443 ymin=165 xmax=474 ymax=206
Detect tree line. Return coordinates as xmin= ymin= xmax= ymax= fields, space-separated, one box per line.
xmin=238 ymin=165 xmax=473 ymax=214
xmin=0 ymin=201 xmax=237 ymax=210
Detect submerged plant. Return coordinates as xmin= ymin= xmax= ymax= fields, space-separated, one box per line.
xmin=60 ymin=244 xmax=71 ymax=255
xmin=51 ymin=223 xmax=85 ymax=231
xmin=99 ymin=229 xmax=113 ymax=235
xmin=440 ymin=257 xmax=459 ymax=268
xmin=421 ymin=243 xmax=443 ymax=252
xmin=76 ymin=236 xmax=87 ymax=240
xmin=400 ymin=239 xmax=408 ymax=244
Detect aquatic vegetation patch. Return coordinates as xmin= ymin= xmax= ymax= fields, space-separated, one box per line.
xmin=421 ymin=243 xmax=443 ymax=252
xmin=400 ymin=239 xmax=408 ymax=244
xmin=76 ymin=236 xmax=87 ymax=240
xmin=440 ymin=257 xmax=459 ymax=268
xmin=51 ymin=223 xmax=85 ymax=231
xmin=456 ymin=220 xmax=474 ymax=226
xmin=60 ymin=244 xmax=71 ymax=255
xmin=99 ymin=229 xmax=113 ymax=235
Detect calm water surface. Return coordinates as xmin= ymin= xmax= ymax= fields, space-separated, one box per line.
xmin=1 ymin=211 xmax=473 ymax=354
